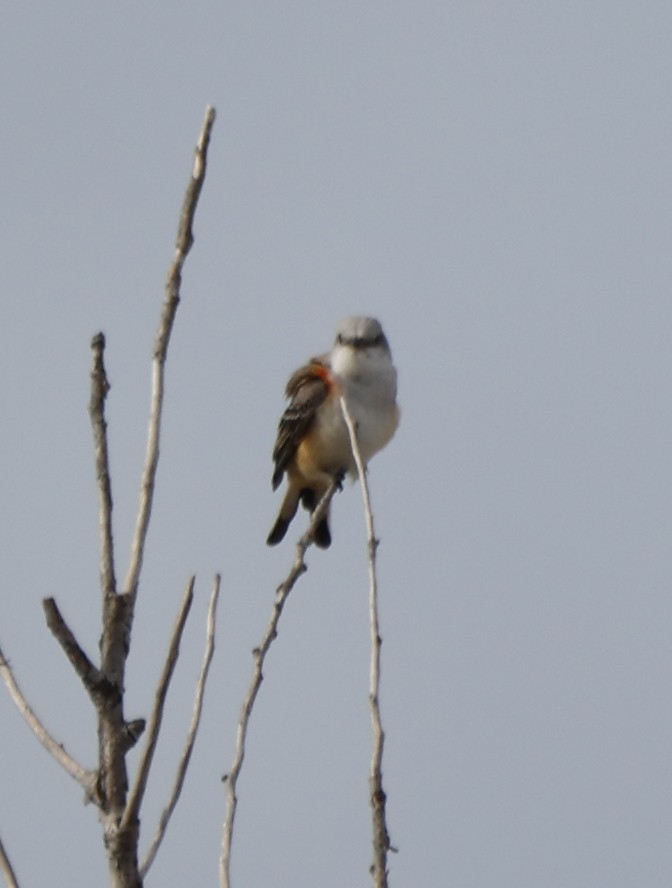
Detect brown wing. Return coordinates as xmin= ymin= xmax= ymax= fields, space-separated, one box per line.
xmin=271 ymin=358 xmax=331 ymax=489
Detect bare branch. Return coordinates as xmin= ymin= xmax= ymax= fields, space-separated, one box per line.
xmin=89 ymin=331 xmax=117 ymax=598
xmin=219 ymin=482 xmax=339 ymax=888
xmin=121 ymin=577 xmax=195 ymax=832
xmin=339 ymin=395 xmax=395 ymax=887
xmin=123 ymin=105 xmax=217 ymax=604
xmin=140 ymin=575 xmax=221 ymax=878
xmin=91 ymin=108 xmax=216 ymax=887
xmin=42 ymin=598 xmax=109 ymax=701
xmin=0 ymin=831 xmax=20 ymax=888
xmin=0 ymin=642 xmax=97 ymax=799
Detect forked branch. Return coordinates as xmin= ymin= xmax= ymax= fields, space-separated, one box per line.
xmin=96 ymin=106 xmax=217 ymax=886
xmin=1 ymin=107 xmax=218 ymax=888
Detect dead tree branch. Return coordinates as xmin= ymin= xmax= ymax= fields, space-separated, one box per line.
xmin=0 ymin=106 xmax=217 ymax=888
xmin=92 ymin=108 xmax=216 ymax=888
xmin=89 ymin=331 xmax=117 ymax=598
xmin=42 ymin=598 xmax=108 ymax=701
xmin=140 ymin=574 xmax=221 ymax=878
xmin=121 ymin=578 xmax=195 ymax=832
xmin=339 ymin=395 xmax=395 ymax=888
xmin=0 ymin=832 xmax=20 ymax=888
xmin=123 ymin=105 xmax=216 ymax=609
xmin=0 ymin=643 xmax=97 ymax=799
xmin=219 ymin=482 xmax=340 ymax=888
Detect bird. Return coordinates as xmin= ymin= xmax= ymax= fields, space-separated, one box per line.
xmin=267 ymin=316 xmax=399 ymax=548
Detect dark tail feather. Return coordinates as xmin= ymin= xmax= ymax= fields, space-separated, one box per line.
xmin=267 ymin=486 xmax=300 ymax=546
xmin=300 ymin=488 xmax=317 ymax=511
xmin=313 ymin=516 xmax=331 ymax=549
xmin=268 ymin=511 xmax=331 ymax=548
xmin=269 ymin=485 xmax=331 ymax=548
xmin=267 ymin=515 xmax=290 ymax=546
xmin=300 ymin=486 xmax=331 ymax=548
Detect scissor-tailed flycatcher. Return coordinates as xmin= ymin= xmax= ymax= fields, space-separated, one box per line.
xmin=267 ymin=316 xmax=399 ymax=548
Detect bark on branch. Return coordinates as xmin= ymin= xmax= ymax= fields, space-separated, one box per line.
xmin=89 ymin=331 xmax=117 ymax=598
xmin=219 ymin=482 xmax=340 ymax=888
xmin=42 ymin=597 xmax=110 ymax=701
xmin=0 ymin=643 xmax=97 ymax=800
xmin=339 ymin=395 xmax=395 ymax=888
xmin=122 ymin=578 xmax=195 ymax=832
xmin=123 ymin=105 xmax=216 ymax=610
xmin=140 ymin=575 xmax=221 ymax=878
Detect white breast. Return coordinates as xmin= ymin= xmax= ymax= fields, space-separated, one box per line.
xmin=330 ymin=342 xmax=399 ymax=469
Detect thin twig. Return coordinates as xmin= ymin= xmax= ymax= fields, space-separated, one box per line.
xmin=123 ymin=105 xmax=216 ymax=605
xmin=89 ymin=331 xmax=117 ymax=598
xmin=121 ymin=577 xmax=195 ymax=831
xmin=0 ymin=643 xmax=97 ymax=800
xmin=140 ymin=574 xmax=221 ymax=878
xmin=42 ymin=598 xmax=109 ymax=701
xmin=219 ymin=482 xmax=339 ymax=888
xmin=339 ymin=395 xmax=394 ymax=888
xmin=0 ymin=831 xmax=20 ymax=888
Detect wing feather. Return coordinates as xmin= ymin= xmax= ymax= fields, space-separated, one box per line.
xmin=271 ymin=358 xmax=331 ymax=489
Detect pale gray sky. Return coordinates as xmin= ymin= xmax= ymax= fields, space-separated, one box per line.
xmin=2 ymin=2 xmax=671 ymax=886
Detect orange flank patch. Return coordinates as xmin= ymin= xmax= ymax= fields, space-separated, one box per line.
xmin=310 ymin=361 xmax=338 ymax=392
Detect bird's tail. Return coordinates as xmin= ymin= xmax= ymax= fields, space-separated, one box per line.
xmin=299 ymin=487 xmax=331 ymax=548
xmin=266 ymin=484 xmax=300 ymax=546
xmin=267 ymin=484 xmax=331 ymax=548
